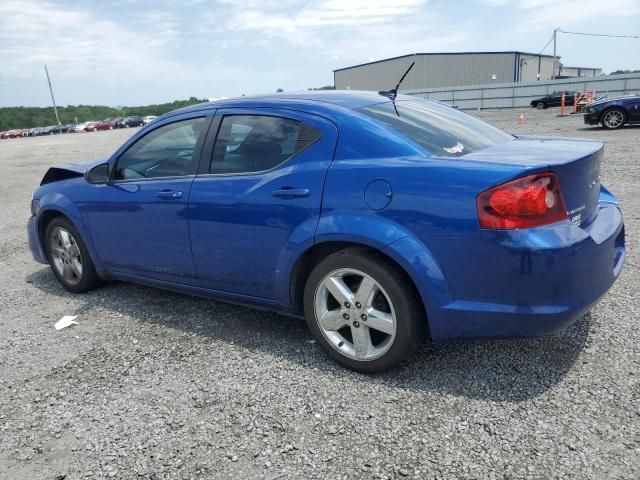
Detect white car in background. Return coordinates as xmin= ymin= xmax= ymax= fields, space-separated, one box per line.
xmin=142 ymin=115 xmax=157 ymax=125
xmin=69 ymin=122 xmax=96 ymax=133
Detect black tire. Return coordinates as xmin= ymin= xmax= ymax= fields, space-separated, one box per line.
xmin=601 ymin=108 xmax=626 ymax=130
xmin=535 ymin=101 xmax=546 ymax=110
xmin=303 ymin=248 xmax=426 ymax=373
xmin=45 ymin=216 xmax=103 ymax=293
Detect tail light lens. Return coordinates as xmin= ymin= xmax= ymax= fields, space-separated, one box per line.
xmin=477 ymin=173 xmax=568 ymax=229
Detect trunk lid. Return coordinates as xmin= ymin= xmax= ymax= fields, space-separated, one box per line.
xmin=463 ymin=136 xmax=603 ymax=227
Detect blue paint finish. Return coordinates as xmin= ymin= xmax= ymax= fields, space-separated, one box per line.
xmin=364 ymin=180 xmax=392 ymax=210
xmin=27 ymin=216 xmax=47 ymax=264
xmin=188 ymin=107 xmax=338 ymax=299
xmin=84 ymin=177 xmax=197 ymax=282
xmin=28 ymin=92 xmax=625 ymax=342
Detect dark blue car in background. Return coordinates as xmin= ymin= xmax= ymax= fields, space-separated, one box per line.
xmin=584 ymin=94 xmax=640 ymax=129
xmin=28 ymin=92 xmax=625 ymax=371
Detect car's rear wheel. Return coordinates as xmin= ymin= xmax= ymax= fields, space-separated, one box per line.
xmin=303 ymin=248 xmax=425 ymax=372
xmin=535 ymin=101 xmax=546 ymax=109
xmin=45 ymin=217 xmax=103 ymax=293
xmin=601 ymin=108 xmax=626 ymax=129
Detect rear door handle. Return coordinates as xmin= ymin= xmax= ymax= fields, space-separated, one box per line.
xmin=272 ymin=188 xmax=310 ymax=199
xmin=156 ymin=190 xmax=183 ymax=200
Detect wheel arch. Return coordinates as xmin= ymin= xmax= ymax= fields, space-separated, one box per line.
xmin=289 ymin=237 xmax=448 ymax=338
xmin=36 ymin=204 xmax=108 ymax=278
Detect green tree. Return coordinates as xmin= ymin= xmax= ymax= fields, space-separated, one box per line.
xmin=0 ymin=97 xmax=208 ymax=131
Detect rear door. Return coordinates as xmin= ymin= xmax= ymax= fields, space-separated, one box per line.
xmin=188 ymin=108 xmax=337 ymax=300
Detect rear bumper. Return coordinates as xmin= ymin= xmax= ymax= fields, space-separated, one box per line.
xmin=424 ymin=197 xmax=624 ymax=341
xmin=27 ymin=215 xmax=48 ymax=264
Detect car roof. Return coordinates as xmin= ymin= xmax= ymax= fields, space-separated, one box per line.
xmin=165 ymin=91 xmax=398 ymax=118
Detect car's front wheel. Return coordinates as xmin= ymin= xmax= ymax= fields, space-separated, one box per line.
xmin=535 ymin=101 xmax=546 ymax=109
xmin=304 ymin=248 xmax=425 ymax=372
xmin=601 ymin=108 xmax=626 ymax=129
xmin=45 ymin=217 xmax=103 ymax=293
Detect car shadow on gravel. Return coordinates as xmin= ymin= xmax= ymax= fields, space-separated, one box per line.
xmin=577 ymin=125 xmax=640 ymax=131
xmin=27 ymin=268 xmax=590 ymax=402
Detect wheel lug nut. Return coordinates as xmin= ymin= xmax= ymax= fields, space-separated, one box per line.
xmin=353 ymin=321 xmax=360 ymax=328
xmin=344 ymin=302 xmax=351 ymax=308
xmin=355 ymin=302 xmax=361 ymax=309
xmin=361 ymin=314 xmax=367 ymax=321
xmin=343 ymin=313 xmax=349 ymax=320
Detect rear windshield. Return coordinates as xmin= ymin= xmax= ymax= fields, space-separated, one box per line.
xmin=360 ymin=100 xmax=512 ymax=157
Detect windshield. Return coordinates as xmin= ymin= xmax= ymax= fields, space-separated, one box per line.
xmin=360 ymin=100 xmax=513 ymax=157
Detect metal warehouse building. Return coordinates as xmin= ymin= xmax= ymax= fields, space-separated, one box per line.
xmin=334 ymin=51 xmax=560 ymax=91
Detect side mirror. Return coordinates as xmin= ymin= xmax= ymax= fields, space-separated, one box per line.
xmin=85 ymin=163 xmax=110 ymax=184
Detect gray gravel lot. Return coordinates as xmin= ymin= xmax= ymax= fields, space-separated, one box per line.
xmin=0 ymin=111 xmax=639 ymax=480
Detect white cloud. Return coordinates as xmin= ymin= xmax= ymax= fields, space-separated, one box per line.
xmin=482 ymin=0 xmax=640 ymax=26
xmin=0 ymin=0 xmax=182 ymax=79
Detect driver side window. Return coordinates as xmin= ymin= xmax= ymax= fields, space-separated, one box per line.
xmin=114 ymin=117 xmax=206 ymax=180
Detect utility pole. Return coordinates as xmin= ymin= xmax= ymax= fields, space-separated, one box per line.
xmin=551 ymin=28 xmax=559 ymax=80
xmin=44 ymin=65 xmax=62 ymax=131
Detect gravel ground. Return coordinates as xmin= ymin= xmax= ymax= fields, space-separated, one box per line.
xmin=0 ymin=111 xmax=638 ymax=480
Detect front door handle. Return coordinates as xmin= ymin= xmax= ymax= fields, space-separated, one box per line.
xmin=272 ymin=188 xmax=310 ymax=199
xmin=156 ymin=190 xmax=183 ymax=200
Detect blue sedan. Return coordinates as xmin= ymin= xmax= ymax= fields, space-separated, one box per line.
xmin=28 ymin=92 xmax=625 ymax=372
xmin=583 ymin=94 xmax=640 ymax=129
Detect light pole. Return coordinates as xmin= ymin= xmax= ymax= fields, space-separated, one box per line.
xmin=44 ymin=65 xmax=62 ymax=131
xmin=551 ymin=28 xmax=559 ymax=80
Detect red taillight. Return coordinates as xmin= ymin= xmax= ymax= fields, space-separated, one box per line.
xmin=477 ymin=173 xmax=568 ymax=229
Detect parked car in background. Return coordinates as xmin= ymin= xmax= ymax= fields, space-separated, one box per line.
xmin=28 ymin=92 xmax=625 ymax=372
xmin=95 ymin=119 xmax=116 ymax=131
xmin=583 ymin=95 xmax=640 ymax=130
xmin=530 ymin=91 xmax=579 ymax=109
xmin=116 ymin=116 xmax=144 ymax=128
xmin=84 ymin=122 xmax=98 ymax=132
xmin=142 ymin=115 xmax=157 ymax=125
xmin=0 ymin=131 xmax=10 ymax=139
xmin=68 ymin=123 xmax=90 ymax=133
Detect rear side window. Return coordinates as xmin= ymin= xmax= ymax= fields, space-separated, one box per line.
xmin=360 ymin=100 xmax=512 ymax=157
xmin=210 ymin=115 xmax=321 ymax=174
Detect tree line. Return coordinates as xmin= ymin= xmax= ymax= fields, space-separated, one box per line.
xmin=0 ymin=97 xmax=208 ymax=131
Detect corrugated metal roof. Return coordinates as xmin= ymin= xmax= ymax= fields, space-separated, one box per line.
xmin=333 ymin=51 xmax=558 ymax=72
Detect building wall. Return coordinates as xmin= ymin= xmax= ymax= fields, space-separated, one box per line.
xmin=559 ymin=66 xmax=602 ymax=77
xmin=334 ymin=53 xmax=519 ymax=91
xmin=518 ymin=54 xmax=556 ymax=82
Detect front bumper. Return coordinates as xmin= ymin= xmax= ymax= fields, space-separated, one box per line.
xmin=27 ymin=215 xmax=48 ymax=264
xmin=583 ymin=111 xmax=601 ymax=125
xmin=423 ymin=198 xmax=625 ymax=341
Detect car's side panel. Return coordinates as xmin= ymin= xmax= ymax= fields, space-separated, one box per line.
xmin=189 ymin=108 xmax=338 ymax=300
xmin=320 ymin=155 xmax=532 ymax=238
xmin=628 ymin=97 xmax=640 ymax=122
xmin=82 ymin=112 xmax=214 ymax=283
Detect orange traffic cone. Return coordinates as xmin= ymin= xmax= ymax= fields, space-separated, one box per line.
xmin=518 ymin=112 xmax=525 ymax=125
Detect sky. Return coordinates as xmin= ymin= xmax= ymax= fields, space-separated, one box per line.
xmin=0 ymin=0 xmax=639 ymax=107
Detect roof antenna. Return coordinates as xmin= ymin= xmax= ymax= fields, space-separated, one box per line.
xmin=379 ymin=55 xmax=416 ymax=99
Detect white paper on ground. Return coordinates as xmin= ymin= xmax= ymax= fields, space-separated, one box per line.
xmin=54 ymin=315 xmax=79 ymax=330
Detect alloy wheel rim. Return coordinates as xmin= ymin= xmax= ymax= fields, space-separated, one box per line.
xmin=50 ymin=227 xmax=83 ymax=286
xmin=604 ymin=111 xmax=623 ymax=128
xmin=314 ymin=268 xmax=397 ymax=361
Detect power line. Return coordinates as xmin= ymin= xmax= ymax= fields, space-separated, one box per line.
xmin=537 ymin=33 xmax=555 ymax=54
xmin=558 ymin=29 xmax=640 ymax=39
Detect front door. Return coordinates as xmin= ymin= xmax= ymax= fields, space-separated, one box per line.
xmin=628 ymin=98 xmax=640 ymax=122
xmin=189 ymin=108 xmax=337 ymax=300
xmin=85 ymin=114 xmax=211 ymax=283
